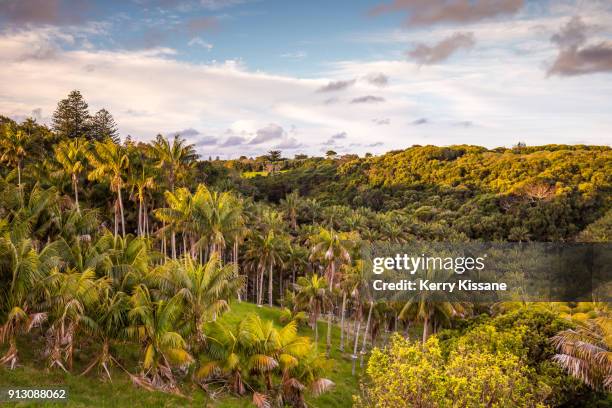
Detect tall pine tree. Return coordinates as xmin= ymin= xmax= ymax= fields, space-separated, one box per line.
xmin=90 ymin=108 xmax=119 ymax=143
xmin=52 ymin=90 xmax=91 ymax=139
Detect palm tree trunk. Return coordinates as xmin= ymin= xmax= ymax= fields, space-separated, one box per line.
xmin=268 ymin=261 xmax=273 ymax=307
xmin=360 ymin=301 xmax=374 ymax=368
xmin=162 ymin=221 xmax=167 ymax=256
xmin=257 ymin=267 xmax=263 ymax=307
xmin=329 ymin=261 xmax=335 ymax=290
xmin=137 ymin=197 xmax=142 ymax=236
xmin=339 ymin=291 xmax=346 ymax=352
xmin=114 ymin=200 xmax=119 ymax=238
xmin=279 ymin=267 xmax=283 ymax=303
xmin=117 ymin=185 xmax=126 ymax=237
xmin=171 ymin=230 xmax=177 ymax=259
xmin=73 ymin=176 xmax=80 ymax=213
xmin=326 ymin=311 xmax=333 ymax=357
xmin=234 ymin=239 xmax=241 ymax=302
xmin=422 ymin=314 xmax=430 ymax=344
xmin=314 ymin=310 xmax=319 ymax=346
xmin=17 ymin=161 xmax=22 ymax=207
xmin=351 ymin=317 xmax=362 ymax=376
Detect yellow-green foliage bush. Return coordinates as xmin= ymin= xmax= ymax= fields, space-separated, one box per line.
xmin=355 ymin=333 xmax=548 ymax=407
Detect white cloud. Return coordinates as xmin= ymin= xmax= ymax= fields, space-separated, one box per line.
xmin=188 ymin=37 xmax=213 ymax=50
xmin=1 ymin=15 xmax=611 ymax=159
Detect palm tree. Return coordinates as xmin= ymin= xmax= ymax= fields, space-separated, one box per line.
xmin=54 ymin=138 xmax=87 ymax=213
xmin=245 ymin=230 xmax=285 ymax=307
xmin=191 ymin=184 xmax=244 ymax=259
xmin=294 ymin=274 xmax=331 ymax=348
xmin=198 ymin=314 xmax=332 ymax=405
xmin=87 ymin=139 xmax=130 ymax=237
xmin=126 ymin=285 xmax=193 ymax=389
xmin=280 ymin=191 xmax=300 ymax=230
xmin=44 ymin=267 xmax=110 ymax=371
xmin=0 ymin=124 xmax=27 ymax=204
xmin=150 ymin=134 xmax=197 ymax=192
xmin=98 ymin=233 xmax=151 ymax=290
xmin=338 ymin=260 xmax=365 ymax=352
xmin=399 ymin=266 xmax=468 ymax=343
xmin=309 ymin=227 xmax=353 ymax=290
xmin=129 ymin=165 xmax=155 ymax=237
xmin=552 ymin=316 xmax=612 ymax=391
xmin=0 ymin=234 xmax=58 ymax=368
xmin=80 ymin=289 xmax=129 ymax=380
xmin=155 ymin=187 xmax=193 ymax=259
xmin=153 ymin=254 xmax=244 ymax=342
xmin=284 ymin=243 xmax=308 ymax=289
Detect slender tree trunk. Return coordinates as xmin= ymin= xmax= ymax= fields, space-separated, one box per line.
xmin=360 ymin=301 xmax=374 ymax=368
xmin=234 ymin=239 xmax=241 ymax=302
xmin=117 ymin=185 xmax=125 ymax=237
xmin=73 ymin=176 xmax=80 ymax=213
xmin=279 ymin=266 xmax=283 ymax=303
xmin=339 ymin=291 xmax=346 ymax=351
xmin=422 ymin=314 xmax=430 ymax=344
xmin=137 ymin=197 xmax=142 ymax=236
xmin=171 ymin=230 xmax=177 ymax=259
xmin=114 ymin=199 xmax=119 ymax=238
xmin=17 ymin=162 xmax=22 ymax=207
xmin=351 ymin=317 xmax=362 ymax=376
xmin=268 ymin=261 xmax=273 ymax=307
xmin=183 ymin=234 xmax=188 ymax=261
xmin=326 ymin=311 xmax=333 ymax=357
xmin=314 ymin=311 xmax=319 ymax=346
xmin=329 ymin=261 xmax=335 ymax=290
xmin=162 ymin=221 xmax=167 ymax=256
xmin=257 ymin=267 xmax=263 ymax=307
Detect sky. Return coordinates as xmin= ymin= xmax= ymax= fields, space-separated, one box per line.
xmin=0 ymin=0 xmax=611 ymax=158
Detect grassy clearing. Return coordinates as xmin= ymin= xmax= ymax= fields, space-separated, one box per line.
xmin=241 ymin=170 xmax=289 ymax=178
xmin=0 ymin=302 xmax=363 ymax=407
xmin=241 ymin=171 xmax=269 ymax=178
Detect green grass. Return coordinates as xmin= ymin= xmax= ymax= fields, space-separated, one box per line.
xmin=0 ymin=302 xmax=363 ymax=407
xmin=241 ymin=170 xmax=289 ymax=179
xmin=241 ymin=171 xmax=269 ymax=178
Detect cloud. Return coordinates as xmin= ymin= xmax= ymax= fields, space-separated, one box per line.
xmin=274 ymin=137 xmax=303 ymax=149
xmin=195 ymin=135 xmax=218 ymax=146
xmin=173 ymin=127 xmax=200 ymax=137
xmin=187 ymin=16 xmax=219 ymax=34
xmin=548 ymin=16 xmax=612 ymax=76
xmin=0 ymin=0 xmax=91 ymax=26
xmin=322 ymin=132 xmax=348 ymax=146
xmin=249 ymin=123 xmax=285 ymax=144
xmin=350 ymin=95 xmax=385 ymax=104
xmin=370 ymin=0 xmax=524 ymax=26
xmin=323 ymin=97 xmax=339 ymax=105
xmin=412 ymin=118 xmax=428 ymax=125
xmin=188 ymin=37 xmax=213 ymax=50
xmin=372 ymin=118 xmax=390 ymax=125
xmin=280 ymin=51 xmax=307 ymax=59
xmin=200 ymin=0 xmax=247 ymax=10
xmin=408 ymin=32 xmax=475 ymax=64
xmin=220 ymin=136 xmax=247 ymax=147
xmin=366 ymin=142 xmax=384 ymax=147
xmin=455 ymin=120 xmax=473 ymax=127
xmin=316 ymin=79 xmax=355 ymax=92
xmin=365 ymin=72 xmax=389 ymax=87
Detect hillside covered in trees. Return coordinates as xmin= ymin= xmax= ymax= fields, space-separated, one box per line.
xmin=0 ymin=91 xmax=610 ymax=407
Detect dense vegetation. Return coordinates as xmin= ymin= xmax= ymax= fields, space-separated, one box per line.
xmin=0 ymin=91 xmax=610 ymax=407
